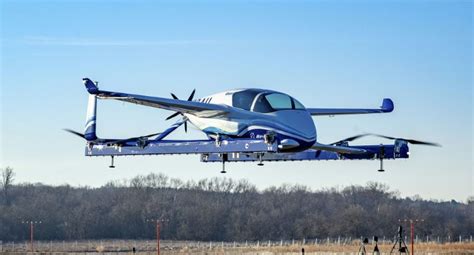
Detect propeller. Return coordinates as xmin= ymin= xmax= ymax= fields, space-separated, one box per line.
xmin=110 ymin=131 xmax=162 ymax=146
xmin=330 ymin=133 xmax=370 ymax=145
xmin=63 ymin=129 xmax=85 ymax=139
xmin=368 ymin=134 xmax=441 ymax=146
xmin=165 ymin=89 xmax=195 ymax=133
xmin=63 ymin=129 xmax=162 ymax=147
xmin=331 ymin=133 xmax=440 ymax=147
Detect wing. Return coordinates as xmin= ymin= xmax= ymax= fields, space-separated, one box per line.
xmin=307 ymin=98 xmax=394 ymax=116
xmin=311 ymin=142 xmax=367 ymax=154
xmin=83 ymin=78 xmax=229 ymax=117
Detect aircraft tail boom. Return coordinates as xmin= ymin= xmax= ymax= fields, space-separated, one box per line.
xmin=84 ymin=92 xmax=98 ymax=141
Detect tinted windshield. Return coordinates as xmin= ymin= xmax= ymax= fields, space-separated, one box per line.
xmin=265 ymin=93 xmax=292 ymax=110
xmin=253 ymin=93 xmax=306 ymax=113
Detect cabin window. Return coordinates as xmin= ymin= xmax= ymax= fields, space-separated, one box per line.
xmin=252 ymin=93 xmax=306 ymax=113
xmin=232 ymin=90 xmax=260 ymax=111
xmin=265 ymin=93 xmax=293 ymax=110
xmin=252 ymin=93 xmax=292 ymax=113
xmin=292 ymin=98 xmax=305 ymax=109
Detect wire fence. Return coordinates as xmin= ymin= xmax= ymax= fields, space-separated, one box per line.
xmin=1 ymin=235 xmax=473 ymax=253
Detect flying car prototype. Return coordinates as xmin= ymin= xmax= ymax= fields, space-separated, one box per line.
xmin=66 ymin=78 xmax=439 ymax=172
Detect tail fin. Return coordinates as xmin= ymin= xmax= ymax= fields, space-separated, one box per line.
xmin=84 ymin=90 xmax=98 ymax=141
xmin=83 ymin=78 xmax=99 ymax=94
xmin=381 ymin=98 xmax=394 ymax=113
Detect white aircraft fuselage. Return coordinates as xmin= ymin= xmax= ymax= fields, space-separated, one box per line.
xmin=80 ymin=78 xmax=395 ymax=153
xmin=185 ymin=89 xmax=317 ymax=151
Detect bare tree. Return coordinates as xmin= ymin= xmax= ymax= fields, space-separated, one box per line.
xmin=1 ymin=166 xmax=15 ymax=205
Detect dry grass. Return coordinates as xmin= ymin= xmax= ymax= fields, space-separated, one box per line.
xmin=174 ymin=243 xmax=474 ymax=255
xmin=2 ymin=240 xmax=473 ymax=254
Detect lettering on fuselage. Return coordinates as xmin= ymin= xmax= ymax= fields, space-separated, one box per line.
xmin=197 ymin=97 xmax=213 ymax=103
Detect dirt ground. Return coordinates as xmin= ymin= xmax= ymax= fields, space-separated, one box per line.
xmin=2 ymin=242 xmax=474 ymax=255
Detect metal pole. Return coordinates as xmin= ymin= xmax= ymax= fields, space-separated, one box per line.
xmin=157 ymin=221 xmax=160 ymax=255
xmin=30 ymin=222 xmax=34 ymax=252
xmin=410 ymin=220 xmax=414 ymax=255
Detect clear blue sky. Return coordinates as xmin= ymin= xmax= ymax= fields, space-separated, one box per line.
xmin=1 ymin=0 xmax=472 ymax=201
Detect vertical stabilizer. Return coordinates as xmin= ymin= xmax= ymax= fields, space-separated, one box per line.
xmin=84 ymin=92 xmax=98 ymax=141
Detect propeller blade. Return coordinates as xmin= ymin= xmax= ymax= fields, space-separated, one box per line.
xmin=170 ymin=93 xmax=179 ymax=100
xmin=187 ymin=89 xmax=196 ymax=101
xmin=330 ymin=133 xmax=370 ymax=145
xmin=404 ymin=139 xmax=441 ymax=146
xmin=63 ymin=129 xmax=85 ymax=139
xmin=331 ymin=133 xmax=440 ymax=147
xmin=109 ymin=131 xmax=162 ymax=145
xmin=369 ymin=133 xmax=441 ymax=147
xmin=141 ymin=131 xmax=163 ymax=138
xmin=370 ymin=134 xmax=397 ymax=140
xmin=184 ymin=121 xmax=188 ymax=133
xmin=166 ymin=111 xmax=181 ymax=120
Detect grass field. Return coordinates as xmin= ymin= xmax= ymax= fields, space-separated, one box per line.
xmin=2 ymin=240 xmax=474 ymax=254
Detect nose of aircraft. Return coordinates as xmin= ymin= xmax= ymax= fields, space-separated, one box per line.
xmin=274 ymin=110 xmax=316 ymax=142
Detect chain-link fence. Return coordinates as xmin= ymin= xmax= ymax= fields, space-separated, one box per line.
xmin=1 ymin=236 xmax=473 ymax=253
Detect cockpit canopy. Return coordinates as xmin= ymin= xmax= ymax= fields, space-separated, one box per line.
xmin=232 ymin=89 xmax=305 ymax=113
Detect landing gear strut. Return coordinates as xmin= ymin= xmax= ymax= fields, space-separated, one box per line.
xmin=378 ymin=145 xmax=385 ymax=172
xmin=257 ymin=153 xmax=264 ymax=166
xmin=109 ymin=156 xmax=115 ymax=168
xmin=221 ymin=154 xmax=228 ymax=174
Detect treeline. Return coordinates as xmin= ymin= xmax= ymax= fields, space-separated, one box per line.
xmin=1 ymin=169 xmax=473 ymax=241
